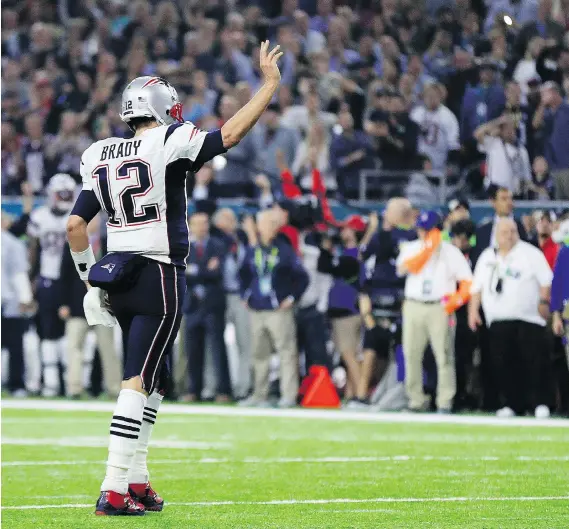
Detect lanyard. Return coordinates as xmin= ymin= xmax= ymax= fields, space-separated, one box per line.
xmin=254 ymin=247 xmax=279 ymax=276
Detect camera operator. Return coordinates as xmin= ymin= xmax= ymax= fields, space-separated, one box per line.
xmin=355 ymin=198 xmax=417 ymax=407
xmin=364 ymin=92 xmax=419 ymax=172
xmin=318 ymin=216 xmax=366 ymax=401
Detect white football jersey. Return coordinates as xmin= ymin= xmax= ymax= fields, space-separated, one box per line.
xmin=27 ymin=206 xmax=69 ymax=280
xmin=410 ymin=105 xmax=460 ymax=172
xmin=80 ymin=122 xmax=207 ymax=266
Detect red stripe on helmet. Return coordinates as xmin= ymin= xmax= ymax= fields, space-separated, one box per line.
xmin=141 ymin=77 xmax=161 ymax=88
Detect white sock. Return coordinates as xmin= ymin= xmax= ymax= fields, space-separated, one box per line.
xmin=101 ymin=389 xmax=147 ymax=494
xmin=128 ymin=391 xmax=163 ymax=484
xmin=41 ymin=340 xmax=59 ymax=396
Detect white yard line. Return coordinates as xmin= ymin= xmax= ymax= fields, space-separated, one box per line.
xmin=2 ymin=496 xmax=569 ymax=511
xmin=3 ymin=455 xmax=569 ymax=467
xmin=0 ymin=437 xmax=230 ymax=449
xmin=3 ymin=399 xmax=569 ymax=428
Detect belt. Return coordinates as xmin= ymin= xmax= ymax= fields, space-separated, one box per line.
xmin=405 ymin=298 xmax=440 ymax=305
xmin=297 ymin=303 xmax=317 ymax=312
xmin=226 ymin=290 xmax=240 ymax=295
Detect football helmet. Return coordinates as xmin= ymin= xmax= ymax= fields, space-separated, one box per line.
xmin=47 ymin=173 xmax=76 ymax=212
xmin=120 ymin=76 xmax=183 ymax=130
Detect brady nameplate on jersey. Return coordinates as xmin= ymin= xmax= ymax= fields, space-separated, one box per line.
xmin=100 ymin=140 xmax=142 ymax=161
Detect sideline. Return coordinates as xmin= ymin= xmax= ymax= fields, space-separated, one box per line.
xmin=3 ymin=399 xmax=569 ymax=428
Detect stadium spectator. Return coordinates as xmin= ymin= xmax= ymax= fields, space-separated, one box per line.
xmin=292 ymin=121 xmax=334 ymax=192
xmin=469 ymin=218 xmax=553 ymax=418
xmin=183 ymin=212 xmax=232 ymax=403
xmin=397 ymin=210 xmax=472 ymax=413
xmin=534 ymin=82 xmax=569 ymax=199
xmin=294 ymin=9 xmax=326 ymax=55
xmin=411 ymin=83 xmax=460 ymax=173
xmin=250 ymin=102 xmax=299 ymax=182
xmin=44 ymin=111 xmax=91 ymax=183
xmin=281 ymin=90 xmax=337 ymax=138
xmin=239 ymin=210 xmax=309 ymax=407
xmin=329 ymin=109 xmax=375 ymax=199
xmin=474 ymin=115 xmax=532 ymax=195
xmin=21 ymin=113 xmax=50 ymax=194
xmin=515 ymin=0 xmax=565 ymax=60
xmin=1 ymin=121 xmax=24 ymax=195
xmin=484 ymin=0 xmax=539 ymax=34
xmin=460 ymin=60 xmax=506 ymax=153
xmin=212 ymin=208 xmax=252 ymax=400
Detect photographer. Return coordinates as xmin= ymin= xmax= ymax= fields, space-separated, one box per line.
xmin=356 ymin=199 xmax=417 ymax=407
xmin=364 ymin=92 xmax=419 ymax=173
xmin=318 ymin=216 xmax=366 ymax=401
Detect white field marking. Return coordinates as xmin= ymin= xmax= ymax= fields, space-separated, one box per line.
xmin=2 ymin=496 xmax=569 ymax=511
xmin=0 ymin=437 xmax=230 ymax=449
xmin=3 ymin=455 xmax=569 ymax=467
xmin=3 ymin=399 xmax=569 ymax=428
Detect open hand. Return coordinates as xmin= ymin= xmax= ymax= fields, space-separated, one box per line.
xmin=259 ymin=40 xmax=283 ymax=86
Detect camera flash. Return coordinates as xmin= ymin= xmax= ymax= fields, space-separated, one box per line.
xmin=503 ymin=15 xmax=513 ymax=26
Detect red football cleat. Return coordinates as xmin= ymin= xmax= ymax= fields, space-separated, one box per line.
xmin=95 ymin=491 xmax=145 ymax=516
xmin=128 ymin=482 xmax=164 ymax=512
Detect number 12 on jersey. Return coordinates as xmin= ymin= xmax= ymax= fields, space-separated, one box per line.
xmin=92 ymin=161 xmax=160 ymax=227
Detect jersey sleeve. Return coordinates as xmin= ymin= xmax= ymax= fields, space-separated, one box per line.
xmin=80 ymin=151 xmax=92 ymax=191
xmin=164 ymin=122 xmax=209 ymax=165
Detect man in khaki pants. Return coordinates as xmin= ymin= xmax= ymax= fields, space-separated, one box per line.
xmin=59 ymin=241 xmax=121 ymax=398
xmin=396 ymin=211 xmax=472 ymax=413
xmin=238 ymin=210 xmax=309 ymax=408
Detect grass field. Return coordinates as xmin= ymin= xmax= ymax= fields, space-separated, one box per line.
xmin=2 ymin=401 xmax=569 ymax=528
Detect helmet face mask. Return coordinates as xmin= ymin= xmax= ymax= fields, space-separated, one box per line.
xmin=48 ymin=173 xmax=76 ymax=212
xmin=120 ymin=76 xmax=184 ymax=130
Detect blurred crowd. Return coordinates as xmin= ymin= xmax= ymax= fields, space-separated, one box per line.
xmin=2 ymin=0 xmax=569 ymax=416
xmin=2 ymin=0 xmax=569 ymax=201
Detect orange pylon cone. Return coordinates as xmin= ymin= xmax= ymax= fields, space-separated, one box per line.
xmin=300 ymin=366 xmax=341 ymax=408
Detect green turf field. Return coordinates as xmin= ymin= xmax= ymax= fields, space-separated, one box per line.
xmin=2 ymin=402 xmax=569 ymax=528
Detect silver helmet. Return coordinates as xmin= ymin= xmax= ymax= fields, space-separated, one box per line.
xmin=47 ymin=173 xmax=76 ymax=212
xmin=119 ymin=76 xmax=183 ymax=130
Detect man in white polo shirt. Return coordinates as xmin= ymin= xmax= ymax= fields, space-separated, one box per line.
xmin=468 ymin=218 xmax=553 ymax=418
xmin=474 ymin=115 xmax=531 ymax=196
xmin=397 ymin=211 xmax=473 ymax=413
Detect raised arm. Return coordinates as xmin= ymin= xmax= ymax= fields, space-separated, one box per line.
xmin=220 ymin=41 xmax=283 ymax=149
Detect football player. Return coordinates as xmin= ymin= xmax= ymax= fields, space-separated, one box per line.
xmin=28 ymin=173 xmax=77 ymax=397
xmin=67 ymin=41 xmax=283 ymax=516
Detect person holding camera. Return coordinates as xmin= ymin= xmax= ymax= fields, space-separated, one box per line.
xmin=469 ymin=218 xmax=553 ymax=418
xmin=356 ymin=199 xmax=417 ymax=407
